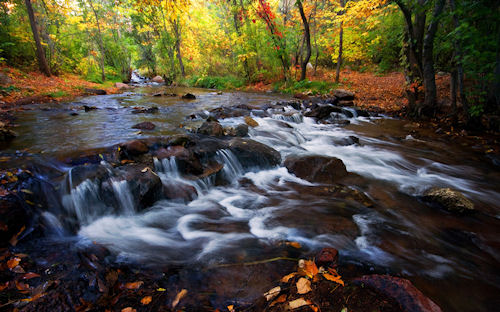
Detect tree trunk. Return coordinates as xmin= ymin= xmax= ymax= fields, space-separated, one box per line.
xmin=297 ymin=0 xmax=311 ymax=81
xmin=172 ymin=20 xmax=185 ymax=77
xmin=24 ymin=0 xmax=51 ymax=76
xmin=450 ymin=69 xmax=458 ymax=119
xmin=233 ymin=0 xmax=250 ymax=80
xmin=335 ymin=0 xmax=345 ymax=83
xmin=422 ymin=0 xmax=446 ymax=115
xmin=88 ymin=0 xmax=105 ymax=82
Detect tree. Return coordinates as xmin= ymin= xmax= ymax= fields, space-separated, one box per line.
xmin=335 ymin=0 xmax=345 ymax=82
xmin=87 ymin=0 xmax=106 ymax=82
xmin=24 ymin=0 xmax=51 ymax=76
xmin=297 ymin=0 xmax=311 ymax=81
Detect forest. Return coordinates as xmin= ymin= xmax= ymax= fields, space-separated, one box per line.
xmin=0 ymin=0 xmax=499 ymax=312
xmin=0 ymin=0 xmax=498 ymax=123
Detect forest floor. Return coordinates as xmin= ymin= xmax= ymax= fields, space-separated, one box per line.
xmin=0 ymin=66 xmax=119 ymax=117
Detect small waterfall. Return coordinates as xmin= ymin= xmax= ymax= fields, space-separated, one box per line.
xmin=272 ymin=113 xmax=303 ymax=123
xmin=215 ymin=149 xmax=245 ymax=182
xmin=111 ymin=180 xmax=135 ymax=215
xmin=154 ymin=157 xmax=180 ymax=178
xmin=341 ymin=107 xmax=358 ymax=118
xmin=62 ymin=179 xmax=107 ymax=225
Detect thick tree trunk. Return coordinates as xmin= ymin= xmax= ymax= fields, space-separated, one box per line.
xmin=297 ymin=0 xmax=311 ymax=81
xmin=88 ymin=0 xmax=105 ymax=82
xmin=450 ymin=69 xmax=458 ymax=118
xmin=335 ymin=0 xmax=345 ymax=83
xmin=422 ymin=0 xmax=446 ymax=115
xmin=25 ymin=0 xmax=51 ymax=76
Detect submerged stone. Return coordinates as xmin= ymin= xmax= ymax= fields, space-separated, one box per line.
xmin=423 ymin=187 xmax=474 ymax=213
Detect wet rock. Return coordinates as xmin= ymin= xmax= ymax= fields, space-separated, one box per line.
xmin=304 ymin=104 xmax=342 ymax=120
xmin=353 ymin=275 xmax=443 ymax=312
xmin=132 ymin=121 xmax=156 ymax=130
xmin=115 ymin=82 xmax=132 ymax=89
xmin=333 ymin=89 xmax=355 ymax=101
xmin=0 ymin=127 xmax=16 ymax=142
xmin=197 ymin=120 xmax=224 ymax=137
xmin=332 ymin=136 xmax=359 ymax=146
xmin=151 ymin=75 xmax=164 ymax=83
xmin=355 ymin=108 xmax=370 ymax=117
xmin=244 ymin=116 xmax=259 ymax=127
xmin=197 ymin=161 xmax=224 ymax=178
xmin=0 ymin=196 xmax=27 ymax=247
xmin=70 ymin=112 xmax=79 ymax=116
xmin=163 ymin=182 xmax=198 ymax=202
xmin=152 ymin=92 xmax=163 ymax=97
xmin=293 ymin=93 xmax=309 ymax=99
xmin=182 ymin=93 xmax=196 ymax=100
xmin=228 ymin=138 xmax=281 ymax=168
xmin=235 ymin=124 xmax=249 ymax=137
xmin=83 ymin=105 xmax=98 ymax=112
xmin=132 ymin=106 xmax=159 ymax=114
xmin=284 ymin=155 xmax=348 ymax=184
xmin=423 ymin=187 xmax=474 ymax=213
xmin=156 ymin=145 xmax=189 ymax=159
xmin=121 ymin=140 xmax=149 ymax=156
xmin=315 ymin=247 xmax=339 ymax=268
xmin=122 ymin=165 xmax=163 ymax=209
xmin=67 ymin=163 xmax=110 ymax=187
xmin=84 ymin=88 xmax=107 ymax=95
xmin=167 ymin=134 xmax=196 ymax=147
xmin=224 ymin=127 xmax=237 ymax=136
xmin=338 ymin=100 xmax=354 ymax=106
xmin=209 ymin=106 xmax=250 ymax=119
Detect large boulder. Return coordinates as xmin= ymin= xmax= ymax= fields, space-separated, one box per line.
xmin=197 ymin=121 xmax=224 ymax=137
xmin=333 ymin=89 xmax=355 ymax=101
xmin=423 ymin=187 xmax=474 ymax=213
xmin=115 ymin=82 xmax=132 ymax=89
xmin=121 ymin=165 xmax=163 ymax=209
xmin=284 ymin=155 xmax=348 ymax=184
xmin=304 ymin=104 xmax=342 ymax=120
xmin=353 ymin=275 xmax=442 ymax=312
xmin=228 ymin=138 xmax=281 ymax=168
xmin=163 ymin=182 xmax=198 ymax=202
xmin=151 ymin=75 xmax=164 ymax=83
xmin=235 ymin=124 xmax=249 ymax=137
xmin=121 ymin=140 xmax=149 ymax=156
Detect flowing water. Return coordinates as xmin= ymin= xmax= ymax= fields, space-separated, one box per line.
xmin=2 ymin=85 xmax=500 ymax=311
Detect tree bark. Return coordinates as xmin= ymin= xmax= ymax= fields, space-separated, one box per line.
xmin=88 ymin=0 xmax=105 ymax=82
xmin=335 ymin=0 xmax=345 ymax=83
xmin=172 ymin=19 xmax=185 ymax=77
xmin=297 ymin=0 xmax=311 ymax=81
xmin=422 ymin=0 xmax=446 ymax=115
xmin=24 ymin=0 xmax=51 ymax=76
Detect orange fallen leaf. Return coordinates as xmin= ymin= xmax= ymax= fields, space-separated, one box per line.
xmin=141 ymin=296 xmax=152 ymax=305
xmin=15 ymin=280 xmax=30 ymax=291
xmin=299 ymin=260 xmax=318 ymax=279
xmin=323 ymin=268 xmax=345 ymax=286
xmin=124 ymin=281 xmax=143 ymax=290
xmin=287 ymin=241 xmax=302 ymax=249
xmin=7 ymin=257 xmax=21 ymax=269
xmin=281 ymin=272 xmax=297 ymax=283
xmin=270 ymin=294 xmax=287 ymax=307
xmin=227 ymin=304 xmax=234 ymax=311
xmin=172 ymin=288 xmax=187 ymax=309
xmin=296 ymin=277 xmax=311 ymax=294
xmin=121 ymin=307 xmax=136 ymax=312
xmin=9 ymin=225 xmax=25 ymax=246
xmin=263 ymin=286 xmax=281 ymax=301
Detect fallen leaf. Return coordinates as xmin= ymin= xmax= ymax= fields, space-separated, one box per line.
xmin=281 ymin=272 xmax=297 ymax=283
xmin=124 ymin=281 xmax=143 ymax=290
xmin=156 ymin=287 xmax=166 ymax=292
xmin=287 ymin=241 xmax=302 ymax=249
xmin=263 ymin=286 xmax=281 ymax=301
xmin=296 ymin=277 xmax=311 ymax=294
xmin=270 ymin=294 xmax=287 ymax=307
xmin=299 ymin=260 xmax=318 ymax=278
xmin=323 ymin=268 xmax=344 ymax=286
xmin=9 ymin=225 xmax=25 ymax=246
xmin=289 ymin=298 xmax=309 ymax=309
xmin=141 ymin=296 xmax=152 ymax=305
xmin=172 ymin=288 xmax=187 ymax=309
xmin=7 ymin=257 xmax=21 ymax=269
xmin=15 ymin=280 xmax=30 ymax=291
xmin=141 ymin=167 xmax=149 ymax=173
xmin=121 ymin=307 xmax=136 ymax=312
xmin=227 ymin=304 xmax=234 ymax=311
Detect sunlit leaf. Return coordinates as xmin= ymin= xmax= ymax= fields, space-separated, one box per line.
xmin=141 ymin=296 xmax=152 ymax=305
